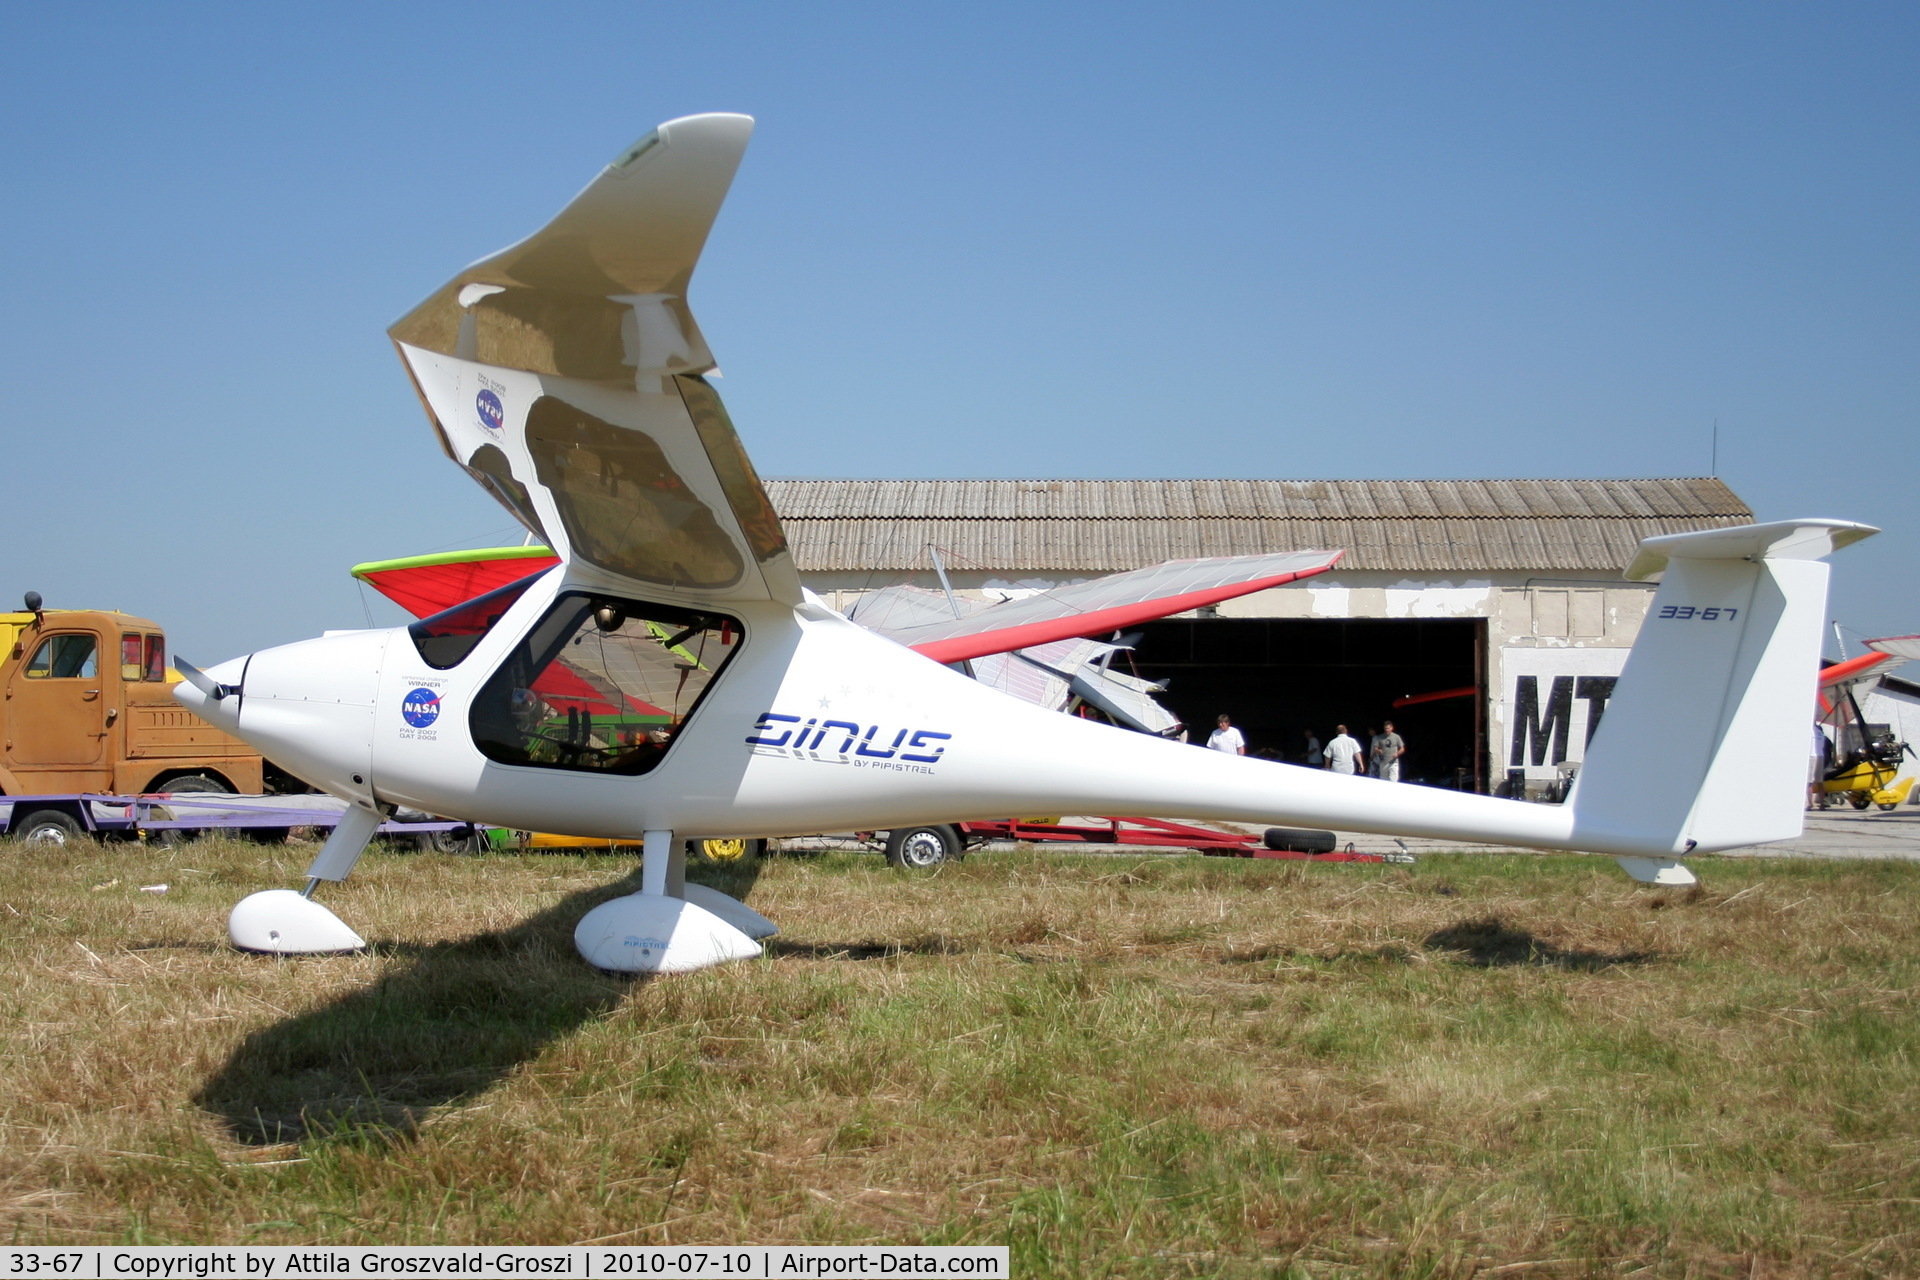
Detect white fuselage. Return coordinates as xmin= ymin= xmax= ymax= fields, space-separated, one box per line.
xmin=184 ymin=566 xmax=1583 ymax=851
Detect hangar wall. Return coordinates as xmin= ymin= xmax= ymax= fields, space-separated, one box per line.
xmin=769 ymin=478 xmax=1746 ymax=795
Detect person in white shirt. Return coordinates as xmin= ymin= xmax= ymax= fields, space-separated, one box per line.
xmin=1324 ymin=724 xmax=1364 ymax=775
xmin=1207 ymin=714 xmax=1246 ymax=755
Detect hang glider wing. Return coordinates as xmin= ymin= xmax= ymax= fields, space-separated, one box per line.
xmin=1819 ymin=635 xmax=1919 ymax=693
xmin=861 ymin=550 xmax=1343 ymax=664
xmin=353 ymin=547 xmax=562 ymax=618
xmin=1869 ymin=635 xmax=1920 ymax=662
xmin=387 ymin=113 xmax=800 ymax=608
xmin=968 ymin=638 xmax=1182 ymax=736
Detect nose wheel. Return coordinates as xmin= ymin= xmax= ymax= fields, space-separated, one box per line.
xmin=227 ymin=804 xmax=383 ymax=955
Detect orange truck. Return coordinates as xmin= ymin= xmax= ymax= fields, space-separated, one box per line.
xmin=2 ymin=599 xmax=284 ymax=830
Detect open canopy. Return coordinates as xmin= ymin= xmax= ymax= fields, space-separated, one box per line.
xmin=388 ymin=114 xmax=799 ymax=610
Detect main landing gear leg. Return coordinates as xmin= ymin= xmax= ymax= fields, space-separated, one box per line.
xmin=572 ymin=830 xmax=765 ymax=974
xmin=228 ymin=803 xmax=385 ymax=954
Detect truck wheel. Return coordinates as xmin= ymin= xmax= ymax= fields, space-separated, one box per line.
xmin=151 ymin=773 xmax=232 ymax=845
xmin=13 ymin=809 xmax=86 ymax=846
xmin=884 ymin=825 xmax=958 ymax=870
xmin=690 ymin=837 xmax=764 ymax=864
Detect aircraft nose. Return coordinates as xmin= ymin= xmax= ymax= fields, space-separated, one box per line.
xmin=170 ymin=655 xmax=248 ymax=733
xmin=222 ymin=630 xmax=393 ymax=804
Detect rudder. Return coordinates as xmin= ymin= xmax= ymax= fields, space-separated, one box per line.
xmin=1570 ymin=520 xmax=1876 ymax=857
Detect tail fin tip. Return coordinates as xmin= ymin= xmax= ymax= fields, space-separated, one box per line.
xmin=1625 ymin=519 xmax=1879 ymax=582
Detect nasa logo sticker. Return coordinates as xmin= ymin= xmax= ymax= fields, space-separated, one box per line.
xmin=476 ymin=389 xmax=505 ymax=433
xmin=401 ymin=687 xmax=442 ymax=728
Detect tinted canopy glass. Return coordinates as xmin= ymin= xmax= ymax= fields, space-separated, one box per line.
xmin=408 ymin=570 xmax=547 ymax=669
xmin=471 ymin=593 xmax=741 ymax=775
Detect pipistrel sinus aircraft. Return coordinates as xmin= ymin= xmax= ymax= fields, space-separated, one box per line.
xmin=175 ymin=112 xmax=1879 ymax=974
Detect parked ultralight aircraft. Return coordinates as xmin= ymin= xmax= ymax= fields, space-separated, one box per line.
xmin=1815 ymin=636 xmax=1920 ymax=811
xmin=176 ymin=113 xmax=1877 ymax=973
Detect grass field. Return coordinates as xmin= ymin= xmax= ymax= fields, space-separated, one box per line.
xmin=1 ymin=835 xmax=1918 ymax=1277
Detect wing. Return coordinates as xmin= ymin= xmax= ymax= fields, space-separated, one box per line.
xmin=1819 ymin=635 xmax=1917 ymax=693
xmin=387 ymin=113 xmax=800 ymax=608
xmin=353 ymin=547 xmax=561 ymax=618
xmin=1868 ymin=635 xmax=1920 ymax=662
xmin=866 ymin=550 xmax=1343 ymax=664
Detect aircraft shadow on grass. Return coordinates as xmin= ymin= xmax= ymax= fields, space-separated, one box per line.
xmin=193 ymin=858 xmax=767 ymax=1147
xmin=1423 ymin=916 xmax=1657 ymax=970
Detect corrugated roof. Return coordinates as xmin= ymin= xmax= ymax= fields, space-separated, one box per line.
xmin=764 ymin=478 xmax=1751 ymax=573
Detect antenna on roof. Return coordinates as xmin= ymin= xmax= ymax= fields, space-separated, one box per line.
xmin=1711 ymin=417 xmax=1719 ymax=477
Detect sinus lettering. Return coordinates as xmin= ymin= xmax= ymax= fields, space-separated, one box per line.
xmin=746 ymin=711 xmax=952 ymax=771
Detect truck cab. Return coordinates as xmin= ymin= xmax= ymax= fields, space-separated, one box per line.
xmin=1 ymin=607 xmax=264 ymax=796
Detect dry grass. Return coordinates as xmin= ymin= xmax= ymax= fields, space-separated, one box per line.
xmin=1 ymin=834 xmax=1918 ymax=1277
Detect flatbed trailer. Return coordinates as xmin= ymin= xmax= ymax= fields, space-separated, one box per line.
xmin=0 ymin=792 xmax=470 ymax=846
xmin=859 ymin=817 xmax=1407 ymax=868
xmin=956 ymin=816 xmax=1395 ymax=860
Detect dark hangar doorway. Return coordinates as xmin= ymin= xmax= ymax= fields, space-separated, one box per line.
xmin=1120 ymin=618 xmax=1486 ymax=792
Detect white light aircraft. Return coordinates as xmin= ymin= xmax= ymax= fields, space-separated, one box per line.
xmin=175 ymin=113 xmax=1878 ymax=974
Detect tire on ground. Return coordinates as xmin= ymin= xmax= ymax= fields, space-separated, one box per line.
xmin=689 ymin=837 xmax=764 ymax=864
xmin=151 ymin=773 xmax=233 ymax=845
xmin=13 ymin=808 xmax=86 ymax=846
xmin=884 ymin=824 xmax=959 ymax=870
xmin=1263 ymin=827 xmax=1339 ymax=854
xmin=423 ymin=827 xmax=488 ymax=855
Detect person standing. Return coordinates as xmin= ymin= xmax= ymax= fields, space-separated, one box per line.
xmin=1371 ymin=720 xmax=1406 ymax=781
xmin=1302 ymin=729 xmax=1323 ymax=768
xmin=1208 ymin=714 xmax=1246 ymax=755
xmin=1809 ymin=724 xmax=1834 ymax=809
xmin=1324 ymin=724 xmax=1363 ymax=775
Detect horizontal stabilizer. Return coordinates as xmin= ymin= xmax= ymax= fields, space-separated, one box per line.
xmin=1572 ymin=518 xmax=1878 ymax=856
xmin=1625 ymin=519 xmax=1877 ymax=582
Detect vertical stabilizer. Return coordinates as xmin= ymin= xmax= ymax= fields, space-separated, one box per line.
xmin=1569 ymin=520 xmax=1876 ymax=856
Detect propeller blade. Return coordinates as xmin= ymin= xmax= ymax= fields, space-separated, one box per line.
xmin=174 ymin=656 xmax=236 ymax=701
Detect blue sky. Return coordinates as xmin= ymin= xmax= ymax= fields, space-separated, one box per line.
xmin=3 ymin=2 xmax=1914 ymax=659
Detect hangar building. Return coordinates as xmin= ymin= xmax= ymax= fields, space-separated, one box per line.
xmin=765 ymin=477 xmax=1753 ymax=794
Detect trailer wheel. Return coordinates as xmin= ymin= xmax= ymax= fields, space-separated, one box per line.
xmin=884 ymin=825 xmax=958 ymax=870
xmin=13 ymin=809 xmax=86 ymax=846
xmin=151 ymin=773 xmax=233 ymax=844
xmin=1263 ymin=827 xmax=1339 ymax=854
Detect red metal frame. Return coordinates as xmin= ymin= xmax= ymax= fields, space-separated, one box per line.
xmin=953 ymin=816 xmax=1387 ymax=862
